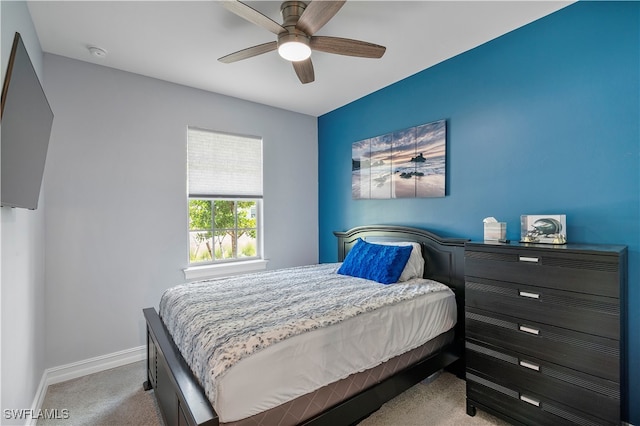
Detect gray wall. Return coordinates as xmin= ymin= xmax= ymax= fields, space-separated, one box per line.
xmin=42 ymin=54 xmax=318 ymax=368
xmin=0 ymin=1 xmax=47 ymax=420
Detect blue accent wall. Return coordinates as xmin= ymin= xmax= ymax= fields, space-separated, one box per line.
xmin=318 ymin=1 xmax=639 ymax=423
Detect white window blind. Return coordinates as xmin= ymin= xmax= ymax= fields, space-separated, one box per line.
xmin=187 ymin=127 xmax=263 ymax=198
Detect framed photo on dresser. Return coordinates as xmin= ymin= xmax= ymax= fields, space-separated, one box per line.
xmin=520 ymin=214 xmax=566 ymax=244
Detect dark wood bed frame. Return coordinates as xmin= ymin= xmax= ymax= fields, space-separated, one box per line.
xmin=143 ymin=225 xmax=468 ymax=426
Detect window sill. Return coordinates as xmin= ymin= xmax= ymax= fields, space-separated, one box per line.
xmin=183 ymin=259 xmax=268 ymax=281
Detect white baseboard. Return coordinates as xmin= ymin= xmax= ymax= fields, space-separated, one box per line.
xmin=28 ymin=346 xmax=146 ymax=426
xmin=43 ymin=345 xmax=146 ymax=387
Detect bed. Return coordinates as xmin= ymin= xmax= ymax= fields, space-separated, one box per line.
xmin=143 ymin=225 xmax=467 ymax=426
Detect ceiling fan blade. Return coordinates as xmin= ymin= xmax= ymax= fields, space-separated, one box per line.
xmin=218 ymin=41 xmax=277 ymax=63
xmin=310 ymin=36 xmax=386 ymax=58
xmin=296 ymin=1 xmax=345 ymax=36
xmin=292 ymin=58 xmax=315 ymax=84
xmin=220 ymin=0 xmax=285 ymax=35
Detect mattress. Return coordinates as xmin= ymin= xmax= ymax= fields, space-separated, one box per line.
xmin=159 ymin=263 xmax=457 ymax=423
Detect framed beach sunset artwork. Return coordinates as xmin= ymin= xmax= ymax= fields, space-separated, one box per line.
xmin=352 ymin=119 xmax=446 ymax=199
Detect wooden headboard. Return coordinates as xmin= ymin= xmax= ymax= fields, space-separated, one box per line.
xmin=334 ymin=225 xmax=469 ymax=340
xmin=334 ymin=225 xmax=467 ymax=287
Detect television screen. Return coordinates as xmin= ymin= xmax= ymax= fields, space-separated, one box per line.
xmin=1 ymin=32 xmax=54 ymax=210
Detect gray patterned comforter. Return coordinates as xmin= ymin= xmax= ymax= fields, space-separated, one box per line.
xmin=159 ymin=263 xmax=450 ymax=408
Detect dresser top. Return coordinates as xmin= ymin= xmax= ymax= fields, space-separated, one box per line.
xmin=466 ymin=240 xmax=627 ymax=256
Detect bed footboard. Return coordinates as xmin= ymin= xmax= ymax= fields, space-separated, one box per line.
xmin=143 ymin=307 xmax=218 ymax=426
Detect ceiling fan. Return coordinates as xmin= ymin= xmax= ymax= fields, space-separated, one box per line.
xmin=218 ymin=0 xmax=386 ymax=84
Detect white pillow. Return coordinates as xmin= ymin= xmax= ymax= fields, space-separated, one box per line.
xmin=369 ymin=241 xmax=424 ymax=281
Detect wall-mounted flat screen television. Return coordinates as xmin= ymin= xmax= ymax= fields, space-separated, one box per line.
xmin=1 ymin=32 xmax=54 ymax=210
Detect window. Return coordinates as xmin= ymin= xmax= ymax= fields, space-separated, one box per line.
xmin=187 ymin=128 xmax=262 ymax=266
xmin=188 ymin=199 xmax=259 ymax=262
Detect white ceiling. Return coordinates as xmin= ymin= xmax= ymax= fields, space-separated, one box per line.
xmin=27 ymin=1 xmax=572 ymax=117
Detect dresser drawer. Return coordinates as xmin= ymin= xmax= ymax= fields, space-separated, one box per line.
xmin=465 ymin=308 xmax=619 ymax=382
xmin=465 ymin=248 xmax=620 ymax=298
xmin=466 ymin=340 xmax=620 ymax=422
xmin=466 ymin=278 xmax=619 ymax=339
xmin=467 ymin=372 xmax=616 ymax=426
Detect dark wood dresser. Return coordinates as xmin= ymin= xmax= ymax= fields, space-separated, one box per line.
xmin=464 ymin=241 xmax=627 ymax=425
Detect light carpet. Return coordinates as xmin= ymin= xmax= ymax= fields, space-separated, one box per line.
xmin=38 ymin=361 xmax=508 ymax=425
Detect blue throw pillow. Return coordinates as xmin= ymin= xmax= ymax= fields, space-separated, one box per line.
xmin=338 ymin=238 xmax=413 ymax=284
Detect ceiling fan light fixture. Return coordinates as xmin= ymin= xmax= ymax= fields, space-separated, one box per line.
xmin=277 ymin=33 xmax=311 ymax=62
xmin=278 ymin=41 xmax=311 ymax=61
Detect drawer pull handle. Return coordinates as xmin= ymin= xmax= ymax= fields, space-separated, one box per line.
xmin=519 ymin=256 xmax=540 ymax=263
xmin=519 ymin=291 xmax=540 ymax=299
xmin=519 ymin=360 xmax=540 ymax=371
xmin=520 ymin=395 xmax=540 ymax=407
xmin=519 ymin=325 xmax=540 ymax=335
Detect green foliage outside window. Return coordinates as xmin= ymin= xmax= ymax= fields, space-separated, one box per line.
xmin=189 ymin=199 xmax=258 ymax=263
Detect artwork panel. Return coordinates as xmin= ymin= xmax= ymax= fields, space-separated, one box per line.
xmin=352 ymin=139 xmax=371 ymax=199
xmin=392 ymin=127 xmax=417 ymax=198
xmin=370 ymin=134 xmax=392 ymax=199
xmin=415 ymin=120 xmax=446 ymax=197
